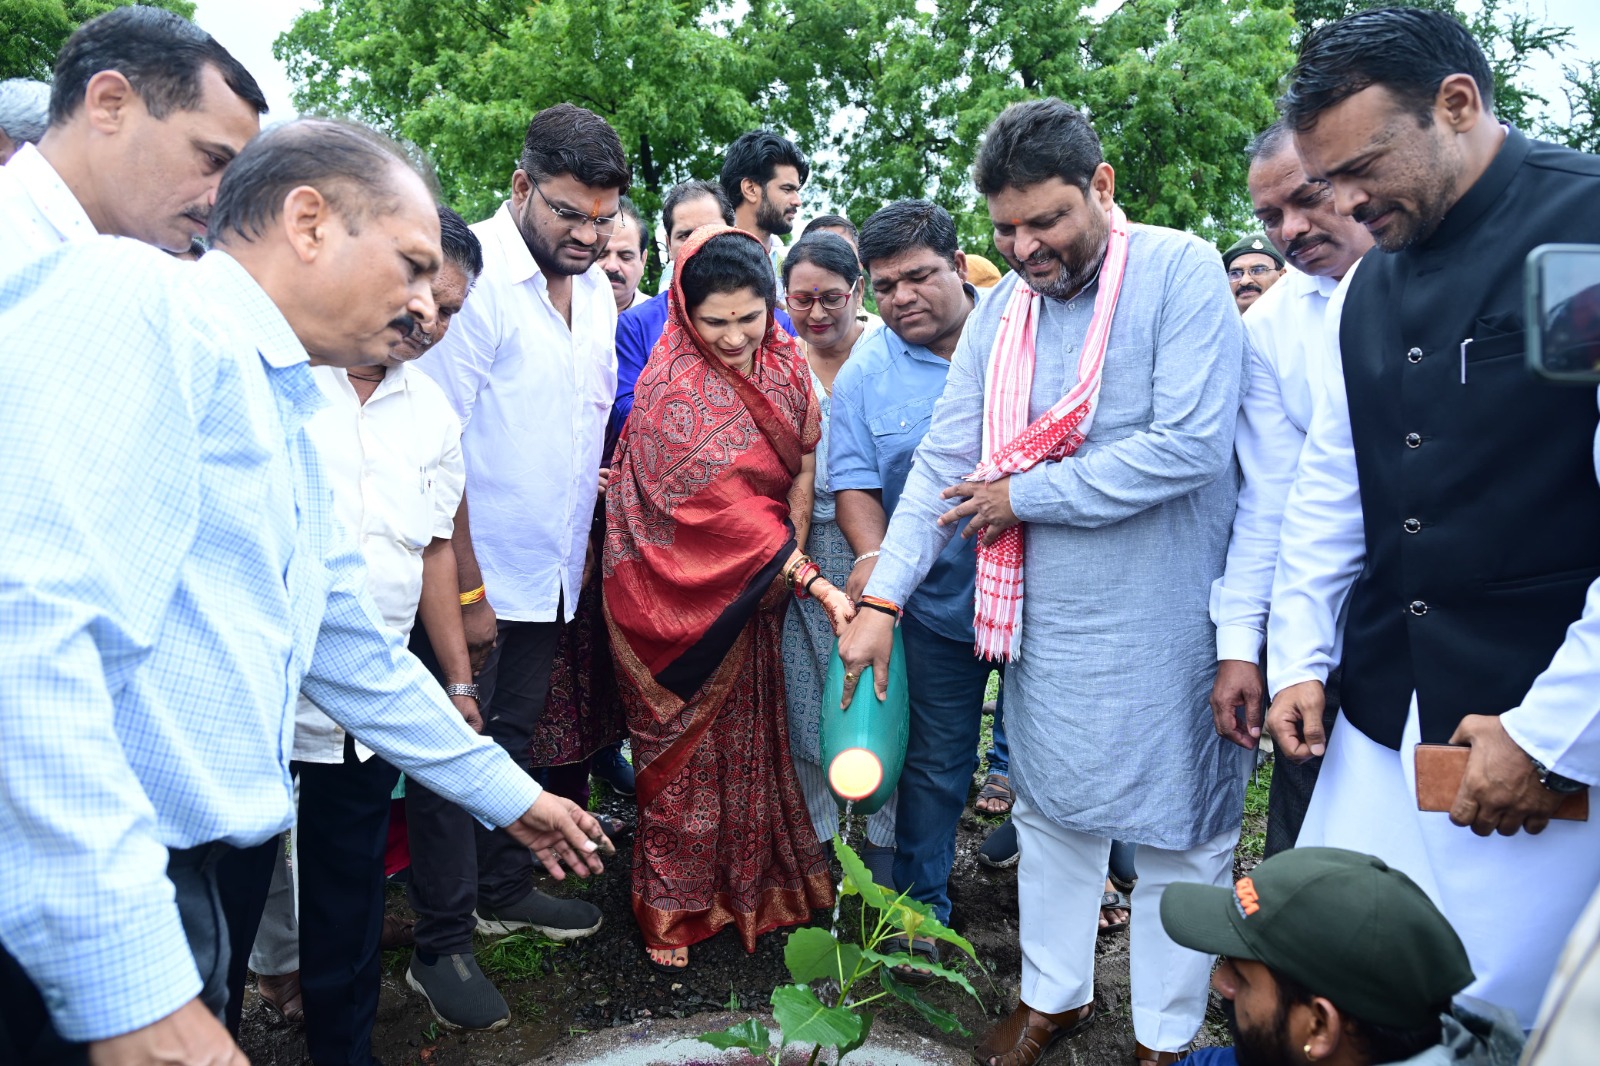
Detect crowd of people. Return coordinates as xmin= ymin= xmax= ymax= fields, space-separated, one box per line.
xmin=2 ymin=5 xmax=1599 ymax=1066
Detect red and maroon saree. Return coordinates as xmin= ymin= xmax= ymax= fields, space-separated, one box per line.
xmin=602 ymin=226 xmax=833 ymax=951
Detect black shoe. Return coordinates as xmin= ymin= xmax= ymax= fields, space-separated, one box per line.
xmin=406 ymin=952 xmax=510 ymax=1031
xmin=475 ymin=888 xmax=603 ymax=939
xmin=591 ymin=744 xmax=636 ymax=797
xmin=978 ymin=819 xmax=1019 ymax=869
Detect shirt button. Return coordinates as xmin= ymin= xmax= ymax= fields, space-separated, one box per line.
xmin=1403 ymin=518 xmax=1422 ymax=534
xmin=1408 ymin=600 xmax=1429 ymax=616
xmin=1407 ymin=347 xmax=1423 ymax=364
xmin=1405 ymin=432 xmax=1422 ymax=448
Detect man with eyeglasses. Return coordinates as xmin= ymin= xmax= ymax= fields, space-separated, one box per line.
xmin=414 ymin=103 xmax=630 ymax=1028
xmin=1223 ymin=233 xmax=1287 ymax=313
xmin=828 ymin=199 xmax=982 ymax=955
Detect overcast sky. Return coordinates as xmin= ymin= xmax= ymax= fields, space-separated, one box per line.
xmin=192 ymin=0 xmax=1599 ymax=127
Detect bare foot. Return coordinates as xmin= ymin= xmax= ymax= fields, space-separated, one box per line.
xmin=647 ymin=946 xmax=688 ymax=969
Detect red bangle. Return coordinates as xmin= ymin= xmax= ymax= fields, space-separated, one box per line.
xmin=792 ymin=561 xmax=821 ymax=599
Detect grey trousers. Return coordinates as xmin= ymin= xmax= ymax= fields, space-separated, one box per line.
xmin=248 ymin=836 xmax=298 ymax=976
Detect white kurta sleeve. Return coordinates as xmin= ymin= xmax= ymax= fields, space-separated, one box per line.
xmin=1500 ymin=392 xmax=1600 ymax=786
xmin=1212 ymin=327 xmax=1307 ymax=663
xmin=1266 ymin=265 xmax=1366 ymax=696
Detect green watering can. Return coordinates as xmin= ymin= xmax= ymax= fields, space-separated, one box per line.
xmin=819 ymin=627 xmax=910 ymax=816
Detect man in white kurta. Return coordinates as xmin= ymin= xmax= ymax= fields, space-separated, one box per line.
xmin=1207 ymin=122 xmax=1372 ymax=856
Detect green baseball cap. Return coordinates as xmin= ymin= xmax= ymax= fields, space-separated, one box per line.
xmin=1160 ymin=848 xmax=1474 ymax=1029
xmin=1221 ymin=232 xmax=1285 ymax=270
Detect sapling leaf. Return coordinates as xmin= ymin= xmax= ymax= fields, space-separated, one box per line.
xmin=699 ymin=1017 xmax=772 ymax=1054
xmin=878 ymin=968 xmax=970 ymax=1035
xmin=839 ymin=1008 xmax=876 ymax=1059
xmin=786 ymin=926 xmax=863 ymax=985
xmin=883 ymin=893 xmax=978 ymax=961
xmin=833 ymin=836 xmax=889 ymax=911
xmin=861 ymin=947 xmax=981 ymax=1003
xmin=771 ymin=983 xmax=864 ymax=1050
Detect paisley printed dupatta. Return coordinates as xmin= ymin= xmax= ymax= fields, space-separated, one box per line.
xmin=601 ymin=225 xmax=819 ymax=733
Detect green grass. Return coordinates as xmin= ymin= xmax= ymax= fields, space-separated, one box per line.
xmin=1239 ymin=758 xmax=1274 ymax=859
xmin=478 ymin=931 xmax=566 ymax=982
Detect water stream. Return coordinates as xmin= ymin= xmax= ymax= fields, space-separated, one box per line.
xmin=829 ymin=798 xmax=855 ymax=936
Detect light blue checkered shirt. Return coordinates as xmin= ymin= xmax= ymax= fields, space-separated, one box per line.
xmin=0 ymin=240 xmax=539 ymax=1041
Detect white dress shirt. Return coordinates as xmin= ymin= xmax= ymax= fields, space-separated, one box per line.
xmin=1266 ymin=259 xmax=1366 ymax=696
xmin=292 ymin=362 xmax=466 ymax=764
xmin=1210 ymin=268 xmax=1341 ymax=662
xmin=0 ymin=142 xmax=98 ymax=258
xmin=419 ymin=202 xmax=616 ymax=623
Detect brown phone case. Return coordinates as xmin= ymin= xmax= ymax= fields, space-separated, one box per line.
xmin=1414 ymin=743 xmax=1589 ymax=821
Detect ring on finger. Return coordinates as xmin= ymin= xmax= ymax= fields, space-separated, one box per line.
xmin=844 ymin=671 xmax=859 ymax=683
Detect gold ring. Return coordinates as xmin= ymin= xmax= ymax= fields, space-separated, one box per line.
xmin=844 ymin=671 xmax=859 ymax=684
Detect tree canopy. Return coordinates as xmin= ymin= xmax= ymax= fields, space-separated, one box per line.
xmin=1 ymin=0 xmax=193 ymax=81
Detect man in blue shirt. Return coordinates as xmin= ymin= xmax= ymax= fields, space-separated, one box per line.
xmin=0 ymin=118 xmax=608 ymax=1064
xmin=829 ymin=199 xmax=982 ymax=950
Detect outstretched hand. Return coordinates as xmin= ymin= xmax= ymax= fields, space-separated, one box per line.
xmin=505 ymin=791 xmax=614 ymax=879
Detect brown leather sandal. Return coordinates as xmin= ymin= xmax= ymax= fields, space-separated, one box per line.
xmin=1134 ymin=1041 xmax=1191 ymax=1066
xmin=257 ymin=970 xmax=304 ymax=1024
xmin=975 ymin=773 xmax=1015 ymax=815
xmin=973 ymin=1000 xmax=1095 ymax=1066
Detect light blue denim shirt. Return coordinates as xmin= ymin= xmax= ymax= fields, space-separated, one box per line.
xmin=829 ymin=313 xmax=978 ymax=645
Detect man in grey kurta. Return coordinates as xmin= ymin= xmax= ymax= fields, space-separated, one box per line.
xmin=837 ymin=99 xmax=1250 ymax=1066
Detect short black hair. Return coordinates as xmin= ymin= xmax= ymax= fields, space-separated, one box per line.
xmin=1245 ymin=120 xmax=1294 ymax=163
xmin=211 ymin=118 xmax=417 ymax=244
xmin=438 ymin=203 xmax=483 ymax=279
xmin=802 ymin=214 xmax=857 ymax=242
xmin=679 ymin=231 xmax=776 ymax=313
xmin=616 ymin=195 xmax=648 ymax=256
xmin=1279 ymin=7 xmax=1494 ymax=132
xmin=973 ymin=98 xmax=1102 ymax=197
xmin=857 ymin=199 xmax=960 ymax=272
xmin=1269 ymin=966 xmax=1443 ymax=1062
xmin=517 ymin=103 xmax=631 ymax=192
xmin=662 ymin=179 xmax=734 ymax=239
xmin=782 ymin=231 xmax=861 ymax=290
xmin=719 ymin=130 xmax=809 ymax=208
xmin=49 ymin=6 xmax=267 ymax=126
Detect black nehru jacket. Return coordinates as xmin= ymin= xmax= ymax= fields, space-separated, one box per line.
xmin=1339 ymin=126 xmax=1600 ymax=749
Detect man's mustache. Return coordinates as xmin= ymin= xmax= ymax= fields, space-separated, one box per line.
xmin=1236 ymin=284 xmax=1262 ymax=297
xmin=1285 ymin=234 xmax=1325 ymax=260
xmin=604 ymin=270 xmax=626 ymax=286
xmin=390 ymin=313 xmax=420 ymax=339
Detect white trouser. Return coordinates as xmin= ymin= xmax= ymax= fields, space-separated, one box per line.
xmin=1014 ymin=797 xmax=1239 ymax=1053
xmin=1297 ymin=696 xmax=1600 ymax=1029
xmin=793 ymin=756 xmax=897 ymax=848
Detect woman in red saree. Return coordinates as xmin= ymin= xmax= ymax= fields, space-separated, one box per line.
xmin=602 ymin=226 xmax=853 ymax=970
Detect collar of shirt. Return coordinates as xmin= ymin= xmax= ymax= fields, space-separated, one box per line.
xmin=2 ymin=142 xmax=98 ymax=247
xmin=329 ymin=360 xmax=418 ymax=405
xmin=196 ymin=250 xmax=327 ymax=436
xmin=486 ymin=200 xmax=546 ymax=290
xmin=1426 ymin=125 xmax=1529 ymax=250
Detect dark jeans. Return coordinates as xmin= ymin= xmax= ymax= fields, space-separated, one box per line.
xmin=2 ymin=845 xmax=233 ymax=1065
xmin=893 ymin=612 xmax=995 ymax=923
xmin=1264 ymin=668 xmax=1343 ymax=857
xmin=985 ymin=683 xmax=1011 ymax=777
xmin=406 ymin=616 xmax=560 ymax=955
xmin=218 ymin=837 xmax=280 ymax=1034
xmin=296 ymin=739 xmax=402 ymax=1066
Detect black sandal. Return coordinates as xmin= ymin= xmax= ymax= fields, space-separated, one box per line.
xmin=975 ymin=773 xmax=1014 ymax=815
xmin=1098 ymin=889 xmax=1131 ymax=936
xmin=885 ymin=934 xmax=942 ymax=986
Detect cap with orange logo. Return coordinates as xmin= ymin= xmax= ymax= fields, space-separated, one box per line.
xmin=1159 ymin=847 xmax=1474 ymax=1030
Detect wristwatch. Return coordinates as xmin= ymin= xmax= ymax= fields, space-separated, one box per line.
xmin=1529 ymin=755 xmax=1587 ymax=794
xmin=445 ymin=683 xmax=481 ymax=703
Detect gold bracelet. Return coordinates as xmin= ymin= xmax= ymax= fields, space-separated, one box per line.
xmin=458 ymin=584 xmax=486 ymax=606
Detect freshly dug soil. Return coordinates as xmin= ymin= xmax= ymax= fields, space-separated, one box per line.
xmin=238 ymin=774 xmax=1265 ymax=1065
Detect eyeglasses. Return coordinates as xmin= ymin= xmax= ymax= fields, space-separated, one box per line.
xmin=786 ymin=283 xmax=859 ymax=312
xmin=1227 ymin=264 xmax=1280 ymax=280
xmin=532 ymin=181 xmax=619 ymax=237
